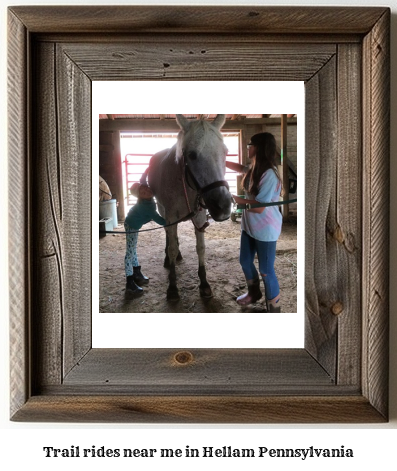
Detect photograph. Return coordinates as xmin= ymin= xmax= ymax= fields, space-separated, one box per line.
xmin=98 ymin=113 xmax=298 ymax=315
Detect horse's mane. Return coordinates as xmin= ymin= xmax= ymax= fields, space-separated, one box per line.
xmin=175 ymin=119 xmax=224 ymax=162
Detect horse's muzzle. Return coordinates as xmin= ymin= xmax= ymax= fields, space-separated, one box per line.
xmin=203 ymin=187 xmax=232 ymax=222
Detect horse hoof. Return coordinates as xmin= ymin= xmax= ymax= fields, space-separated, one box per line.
xmin=176 ymin=251 xmax=183 ymax=261
xmin=167 ymin=288 xmax=180 ymax=300
xmin=200 ymin=287 xmax=213 ymax=298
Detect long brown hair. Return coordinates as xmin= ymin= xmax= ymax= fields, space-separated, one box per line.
xmin=242 ymin=132 xmax=282 ymax=196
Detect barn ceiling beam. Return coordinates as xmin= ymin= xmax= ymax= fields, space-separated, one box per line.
xmin=99 ymin=117 xmax=297 ymax=132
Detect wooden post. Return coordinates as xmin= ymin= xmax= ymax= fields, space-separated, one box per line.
xmin=112 ymin=131 xmax=125 ymax=222
xmin=281 ymin=114 xmax=289 ymax=219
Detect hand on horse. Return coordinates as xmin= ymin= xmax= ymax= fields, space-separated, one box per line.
xmin=232 ymin=194 xmax=265 ymax=214
xmin=232 ymin=195 xmax=246 ymax=205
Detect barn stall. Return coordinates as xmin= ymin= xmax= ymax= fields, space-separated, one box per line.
xmin=99 ymin=114 xmax=298 ymax=313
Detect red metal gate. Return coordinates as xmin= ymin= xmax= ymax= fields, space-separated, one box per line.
xmin=124 ymin=153 xmax=152 ymax=207
xmin=124 ymin=152 xmax=239 ymax=206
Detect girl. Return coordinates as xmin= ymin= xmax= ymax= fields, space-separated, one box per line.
xmin=227 ymin=132 xmax=283 ymax=312
xmin=124 ymin=183 xmax=166 ymax=297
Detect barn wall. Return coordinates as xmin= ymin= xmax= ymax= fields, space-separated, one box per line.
xmin=266 ymin=122 xmax=298 ymax=173
xmin=99 ymin=131 xmax=125 ymax=221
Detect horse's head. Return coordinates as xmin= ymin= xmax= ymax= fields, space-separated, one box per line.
xmin=175 ymin=114 xmax=232 ymax=222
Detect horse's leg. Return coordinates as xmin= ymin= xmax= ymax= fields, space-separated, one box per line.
xmin=164 ymin=233 xmax=170 ymax=268
xmin=195 ymin=229 xmax=213 ymax=298
xmin=177 ymin=241 xmax=183 ymax=261
xmin=164 ymin=232 xmax=183 ymax=269
xmin=165 ymin=225 xmax=180 ymax=300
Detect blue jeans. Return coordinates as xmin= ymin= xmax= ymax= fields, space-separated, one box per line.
xmin=239 ymin=230 xmax=280 ymax=300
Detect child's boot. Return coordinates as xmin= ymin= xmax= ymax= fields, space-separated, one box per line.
xmin=126 ymin=276 xmax=144 ymax=297
xmin=132 ymin=266 xmax=149 ymax=285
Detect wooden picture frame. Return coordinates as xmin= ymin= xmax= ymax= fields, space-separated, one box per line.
xmin=8 ymin=6 xmax=390 ymax=423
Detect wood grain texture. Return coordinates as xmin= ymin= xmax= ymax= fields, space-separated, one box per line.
xmin=31 ymin=41 xmax=92 ymax=388
xmin=9 ymin=6 xmax=387 ymax=34
xmin=362 ymin=9 xmax=390 ymax=419
xmin=8 ymin=6 xmax=390 ymax=423
xmin=62 ymin=349 xmax=333 ymax=391
xmin=8 ymin=9 xmax=30 ymax=419
xmin=304 ymin=57 xmax=338 ymax=377
xmin=336 ymin=44 xmax=362 ymax=386
xmin=304 ymin=42 xmax=363 ymax=385
xmin=11 ymin=396 xmax=385 ymax=424
xmin=55 ymin=44 xmax=92 ymax=377
xmin=32 ymin=42 xmax=63 ymax=388
xmin=58 ymin=42 xmax=335 ymax=81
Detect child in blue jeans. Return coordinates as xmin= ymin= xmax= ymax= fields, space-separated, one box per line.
xmin=124 ymin=183 xmax=166 ymax=297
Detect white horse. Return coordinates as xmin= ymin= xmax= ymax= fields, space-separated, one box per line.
xmin=148 ymin=114 xmax=231 ymax=300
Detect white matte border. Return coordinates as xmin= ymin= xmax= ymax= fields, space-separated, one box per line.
xmin=92 ymin=81 xmax=305 ymax=348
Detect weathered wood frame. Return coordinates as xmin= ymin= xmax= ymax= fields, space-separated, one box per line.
xmin=8 ymin=6 xmax=390 ymax=423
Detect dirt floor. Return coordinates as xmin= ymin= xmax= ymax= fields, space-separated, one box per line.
xmin=99 ymin=215 xmax=297 ymax=314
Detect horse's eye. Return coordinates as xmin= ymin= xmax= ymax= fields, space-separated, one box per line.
xmin=187 ymin=150 xmax=197 ymax=160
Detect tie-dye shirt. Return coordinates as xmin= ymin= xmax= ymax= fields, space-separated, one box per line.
xmin=241 ymin=168 xmax=282 ymax=241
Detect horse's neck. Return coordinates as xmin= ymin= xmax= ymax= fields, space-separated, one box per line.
xmin=165 ymin=145 xmax=181 ymax=166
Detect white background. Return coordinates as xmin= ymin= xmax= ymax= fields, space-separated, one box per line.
xmin=92 ymin=81 xmax=305 ymax=348
xmin=1 ymin=0 xmax=396 ymax=469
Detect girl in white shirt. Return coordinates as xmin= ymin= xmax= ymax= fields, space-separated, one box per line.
xmin=227 ymin=132 xmax=282 ymax=312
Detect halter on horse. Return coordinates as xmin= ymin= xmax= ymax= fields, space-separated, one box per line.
xmin=181 ymin=149 xmax=230 ymax=232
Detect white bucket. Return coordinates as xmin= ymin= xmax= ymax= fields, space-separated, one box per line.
xmin=99 ymin=199 xmax=118 ymax=228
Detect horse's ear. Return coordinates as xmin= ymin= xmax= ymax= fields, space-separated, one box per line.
xmin=176 ymin=114 xmax=190 ymax=132
xmin=212 ymin=114 xmax=226 ymax=130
